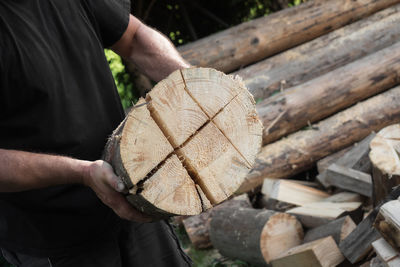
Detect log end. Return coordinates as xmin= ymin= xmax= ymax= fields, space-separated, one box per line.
xmin=260 ymin=212 xmax=304 ymax=263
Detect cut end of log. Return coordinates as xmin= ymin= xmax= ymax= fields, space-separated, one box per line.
xmin=370 ymin=124 xmax=400 ymax=205
xmin=271 ymin=236 xmax=344 ymax=267
xmin=370 ymin=124 xmax=400 ymax=176
xmin=260 ymin=212 xmax=304 ymax=263
xmin=139 ymin=154 xmax=202 ymax=216
xmin=105 ymin=68 xmax=262 ymax=217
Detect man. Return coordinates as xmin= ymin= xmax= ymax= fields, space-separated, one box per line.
xmin=0 ymin=0 xmax=192 ymax=266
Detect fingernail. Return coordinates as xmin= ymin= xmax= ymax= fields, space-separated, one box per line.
xmin=116 ymin=181 xmax=125 ymax=192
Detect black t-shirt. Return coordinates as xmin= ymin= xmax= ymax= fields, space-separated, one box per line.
xmin=0 ymin=0 xmax=130 ymax=256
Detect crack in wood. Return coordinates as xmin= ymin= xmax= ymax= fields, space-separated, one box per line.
xmin=179 ymin=69 xmax=252 ymax=168
xmin=144 ymin=94 xmax=211 ymax=207
xmin=128 ymin=70 xmax=254 ymax=209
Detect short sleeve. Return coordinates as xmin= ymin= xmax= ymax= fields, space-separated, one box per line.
xmin=85 ymin=0 xmax=131 ymax=47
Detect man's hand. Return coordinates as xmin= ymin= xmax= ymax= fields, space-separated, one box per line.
xmin=83 ymin=160 xmax=152 ymax=223
xmin=0 ymin=149 xmax=152 ymax=222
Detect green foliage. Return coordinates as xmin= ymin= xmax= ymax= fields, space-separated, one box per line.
xmin=104 ymin=49 xmax=138 ymax=109
xmin=173 ymin=223 xmax=256 ymax=267
xmin=0 ymin=257 xmax=13 ymax=267
xmin=289 ymin=0 xmax=307 ymax=7
xmin=241 ymin=0 xmax=272 ymax=22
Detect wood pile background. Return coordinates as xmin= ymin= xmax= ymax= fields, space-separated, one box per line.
xmin=165 ymin=0 xmax=400 ymax=266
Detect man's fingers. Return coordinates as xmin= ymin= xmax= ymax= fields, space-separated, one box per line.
xmin=110 ymin=193 xmax=152 ymax=222
xmin=98 ymin=162 xmax=127 ymax=193
xmin=108 ymin=174 xmax=126 ymax=193
xmin=88 ymin=160 xmax=153 ymax=222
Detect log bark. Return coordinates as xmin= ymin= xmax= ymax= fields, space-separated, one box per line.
xmin=317 ymin=133 xmax=375 ymax=188
xmin=372 ymin=238 xmax=400 ymax=267
xmin=209 ymin=207 xmax=303 ymax=266
xmin=339 ymin=209 xmax=382 ymax=264
xmin=339 ymin=186 xmax=400 ymax=263
xmin=235 ymin=5 xmax=400 ymax=99
xmin=270 ymin=237 xmax=344 ymax=267
xmin=317 ymin=147 xmax=352 ymax=174
xmin=238 ymin=86 xmax=400 ymax=194
xmin=369 ymin=124 xmax=400 ymax=206
xmin=182 ymin=194 xmax=251 ymax=249
xmin=261 ymin=179 xmax=329 ymax=206
xmin=324 ymin=164 xmax=372 ymax=197
xmin=258 ymin=41 xmax=400 ymax=145
xmin=374 ymin=199 xmax=400 ymax=250
xmin=303 ymin=216 xmax=356 ymax=245
xmin=287 ymin=201 xmax=363 ymax=228
xmin=105 ymin=68 xmax=262 ymax=217
xmin=178 ymin=0 xmax=400 ymax=73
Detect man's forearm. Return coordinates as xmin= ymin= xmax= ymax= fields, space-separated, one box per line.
xmin=112 ymin=15 xmax=190 ymax=82
xmin=0 ymin=149 xmax=151 ymax=221
xmin=0 ymin=149 xmax=89 ymax=192
xmin=128 ymin=23 xmax=190 ymax=81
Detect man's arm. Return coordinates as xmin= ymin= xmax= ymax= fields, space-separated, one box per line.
xmin=0 ymin=149 xmax=151 ymax=222
xmin=111 ymin=15 xmax=191 ymax=82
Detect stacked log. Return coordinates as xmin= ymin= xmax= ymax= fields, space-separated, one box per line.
xmin=257 ymin=41 xmax=400 ymax=145
xmin=238 ymin=87 xmax=400 ymax=193
xmin=182 ymin=194 xmax=251 ymax=249
xmin=235 ymin=4 xmax=400 ymax=99
xmin=178 ymin=0 xmax=400 ymax=73
xmin=116 ymin=1 xmax=400 ymax=265
xmin=209 ymin=207 xmax=303 ymax=266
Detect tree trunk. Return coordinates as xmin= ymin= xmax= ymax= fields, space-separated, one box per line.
xmin=304 ymin=216 xmax=356 ymax=245
xmin=238 ymin=86 xmax=400 ymax=194
xmin=339 ymin=186 xmax=400 ymax=264
xmin=182 ymin=194 xmax=251 ymax=249
xmin=235 ymin=5 xmax=400 ymax=99
xmin=374 ymin=199 xmax=400 ymax=251
xmin=258 ymin=41 xmax=400 ymax=145
xmin=369 ymin=124 xmax=400 ymax=206
xmin=209 ymin=207 xmax=303 ymax=266
xmin=317 ymin=133 xmax=375 ymax=188
xmin=104 ymin=68 xmax=262 ymax=217
xmin=178 ymin=0 xmax=400 ymax=73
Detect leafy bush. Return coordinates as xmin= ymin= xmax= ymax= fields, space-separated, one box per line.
xmin=104 ymin=49 xmax=138 ymax=109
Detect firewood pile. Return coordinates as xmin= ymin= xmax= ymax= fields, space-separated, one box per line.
xmin=170 ymin=0 xmax=400 ymax=266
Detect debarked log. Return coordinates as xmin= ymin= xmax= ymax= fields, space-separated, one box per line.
xmin=178 ymin=0 xmax=400 ymax=73
xmin=238 ymin=86 xmax=400 ymax=194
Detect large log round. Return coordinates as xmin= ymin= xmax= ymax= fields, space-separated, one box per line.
xmin=104 ymin=68 xmax=262 ymax=217
xmin=178 ymin=0 xmax=400 ymax=73
xmin=210 ymin=207 xmax=303 ymax=266
xmin=369 ymin=124 xmax=400 ymax=206
xmin=182 ymin=194 xmax=251 ymax=249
